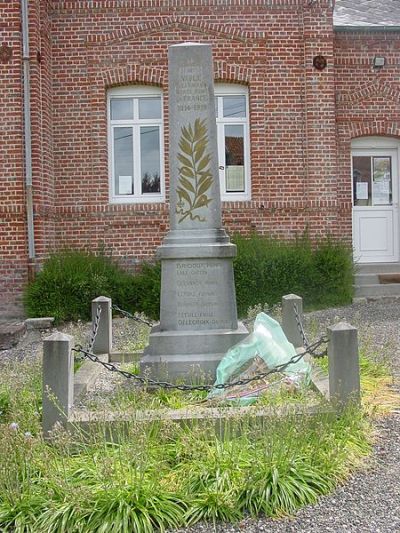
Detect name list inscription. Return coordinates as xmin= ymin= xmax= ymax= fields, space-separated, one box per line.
xmin=177 ymin=65 xmax=208 ymax=113
xmin=175 ymin=261 xmax=232 ymax=329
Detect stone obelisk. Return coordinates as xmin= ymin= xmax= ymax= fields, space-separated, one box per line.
xmin=141 ymin=43 xmax=248 ymax=381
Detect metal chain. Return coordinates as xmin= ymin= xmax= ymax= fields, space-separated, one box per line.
xmin=72 ymin=336 xmax=328 ymax=392
xmin=292 ymin=303 xmax=328 ymax=358
xmin=87 ymin=304 xmax=102 ymax=353
xmin=293 ymin=302 xmax=309 ymax=349
xmin=112 ymin=304 xmax=154 ymax=328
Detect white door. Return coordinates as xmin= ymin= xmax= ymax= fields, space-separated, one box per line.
xmin=352 ymin=142 xmax=399 ymax=263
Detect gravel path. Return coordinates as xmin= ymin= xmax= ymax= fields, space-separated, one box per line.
xmin=1 ymin=300 xmax=399 ymax=532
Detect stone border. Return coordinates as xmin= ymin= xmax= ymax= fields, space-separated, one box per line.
xmin=42 ymin=294 xmax=361 ymax=437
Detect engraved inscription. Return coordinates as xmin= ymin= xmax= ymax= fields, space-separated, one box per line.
xmin=175 ymin=262 xmax=232 ymax=328
xmin=177 ymin=65 xmax=208 ymax=113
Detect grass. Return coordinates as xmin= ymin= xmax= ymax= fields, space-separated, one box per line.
xmin=0 ymin=349 xmax=376 ymax=533
xmin=0 ymin=313 xmax=397 ymax=532
xmin=0 ymin=396 xmax=371 ymax=532
xmin=314 ymin=343 xmax=400 ymax=416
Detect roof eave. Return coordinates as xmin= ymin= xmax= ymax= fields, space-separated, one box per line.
xmin=334 ymin=24 xmax=400 ymax=32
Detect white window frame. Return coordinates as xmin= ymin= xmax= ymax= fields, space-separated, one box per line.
xmin=351 ymin=137 xmax=400 ymax=207
xmin=215 ymin=83 xmax=251 ymax=201
xmin=108 ymin=85 xmax=164 ymax=204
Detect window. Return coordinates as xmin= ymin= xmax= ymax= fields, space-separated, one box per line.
xmin=352 ymin=155 xmax=392 ymax=206
xmin=108 ymin=86 xmax=164 ymax=203
xmin=215 ymin=84 xmax=251 ymax=201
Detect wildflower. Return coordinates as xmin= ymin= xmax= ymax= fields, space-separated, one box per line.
xmin=24 ymin=431 xmax=33 ymax=439
xmin=9 ymin=422 xmax=19 ymax=431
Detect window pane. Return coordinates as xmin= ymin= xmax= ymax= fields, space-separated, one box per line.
xmin=141 ymin=126 xmax=161 ymax=194
xmin=223 ymin=95 xmax=246 ymax=118
xmin=353 ymin=156 xmax=371 ymax=206
xmin=225 ymin=125 xmax=245 ymax=192
xmin=139 ymin=98 xmax=161 ymax=120
xmin=114 ymin=127 xmax=133 ymax=195
xmin=373 ymin=157 xmax=392 ymax=205
xmin=214 ymin=97 xmax=218 ymax=117
xmin=111 ymin=99 xmax=133 ymax=120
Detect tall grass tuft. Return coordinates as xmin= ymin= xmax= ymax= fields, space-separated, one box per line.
xmin=0 ymin=347 xmax=377 ymax=532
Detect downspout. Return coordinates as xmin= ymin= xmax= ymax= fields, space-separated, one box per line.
xmin=21 ymin=0 xmax=35 ymax=279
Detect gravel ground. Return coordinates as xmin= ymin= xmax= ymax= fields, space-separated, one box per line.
xmin=1 ymin=300 xmax=400 ymax=532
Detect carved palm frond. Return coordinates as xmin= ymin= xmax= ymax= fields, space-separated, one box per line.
xmin=176 ymin=118 xmax=213 ymax=223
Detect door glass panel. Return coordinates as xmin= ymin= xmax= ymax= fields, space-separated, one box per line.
xmin=225 ymin=124 xmax=245 ymax=192
xmin=373 ymin=157 xmax=392 ymax=205
xmin=140 ymin=126 xmax=161 ymax=193
xmin=353 ymin=156 xmax=371 ymax=206
xmin=114 ymin=127 xmax=133 ymax=195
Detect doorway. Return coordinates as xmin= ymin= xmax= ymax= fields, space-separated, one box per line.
xmin=352 ymin=137 xmax=400 ymax=263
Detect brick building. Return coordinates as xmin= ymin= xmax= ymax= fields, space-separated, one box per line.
xmin=1 ymin=0 xmax=400 ymax=316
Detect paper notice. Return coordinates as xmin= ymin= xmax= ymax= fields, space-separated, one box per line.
xmin=118 ymin=176 xmax=133 ymax=195
xmin=356 ymin=182 xmax=368 ymax=200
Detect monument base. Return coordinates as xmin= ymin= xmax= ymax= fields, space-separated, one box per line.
xmin=141 ymin=322 xmax=248 ymax=383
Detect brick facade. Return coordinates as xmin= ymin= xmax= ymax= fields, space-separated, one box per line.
xmin=1 ymin=0 xmax=399 ymax=315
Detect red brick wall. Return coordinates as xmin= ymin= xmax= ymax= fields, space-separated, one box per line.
xmin=0 ymin=0 xmax=55 ymax=316
xmin=49 ymin=0 xmax=338 ymax=260
xmin=0 ymin=1 xmax=27 ymax=316
xmin=335 ymin=29 xmax=400 ymax=241
xmin=3 ymin=0 xmax=399 ymax=314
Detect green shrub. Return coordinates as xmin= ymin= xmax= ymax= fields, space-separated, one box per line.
xmin=23 ymin=251 xmax=134 ymax=323
xmin=233 ymin=233 xmax=354 ymax=316
xmin=132 ymin=262 xmax=161 ymax=321
xmin=24 ymin=234 xmax=353 ymax=323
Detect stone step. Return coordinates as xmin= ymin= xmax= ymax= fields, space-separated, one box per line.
xmin=355 ymin=262 xmax=400 ymax=274
xmin=354 ymin=283 xmax=400 ymax=298
xmin=354 ymin=273 xmax=380 ymax=285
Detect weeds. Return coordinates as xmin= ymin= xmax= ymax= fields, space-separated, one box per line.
xmin=0 ymin=352 xmax=372 ymax=533
xmin=0 ymin=317 xmax=394 ymax=532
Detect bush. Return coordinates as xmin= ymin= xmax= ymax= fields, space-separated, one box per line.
xmin=23 ymin=251 xmax=134 ymax=323
xmin=131 ymin=262 xmax=161 ymax=321
xmin=233 ymin=233 xmax=354 ymax=316
xmin=24 ymin=234 xmax=353 ymax=323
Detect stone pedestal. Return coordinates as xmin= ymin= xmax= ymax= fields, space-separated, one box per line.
xmin=141 ymin=43 xmax=247 ymax=382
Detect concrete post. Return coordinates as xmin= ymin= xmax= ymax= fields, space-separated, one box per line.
xmin=91 ymin=296 xmax=112 ymax=356
xmin=327 ymin=322 xmax=360 ymax=407
xmin=282 ymin=294 xmax=303 ymax=349
xmin=42 ymin=332 xmax=74 ymax=437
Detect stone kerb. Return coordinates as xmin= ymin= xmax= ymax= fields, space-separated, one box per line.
xmin=91 ymin=296 xmax=112 ymax=356
xmin=328 ymin=322 xmax=360 ymax=407
xmin=42 ymin=294 xmax=361 ymax=437
xmin=282 ymin=293 xmax=303 ymax=349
